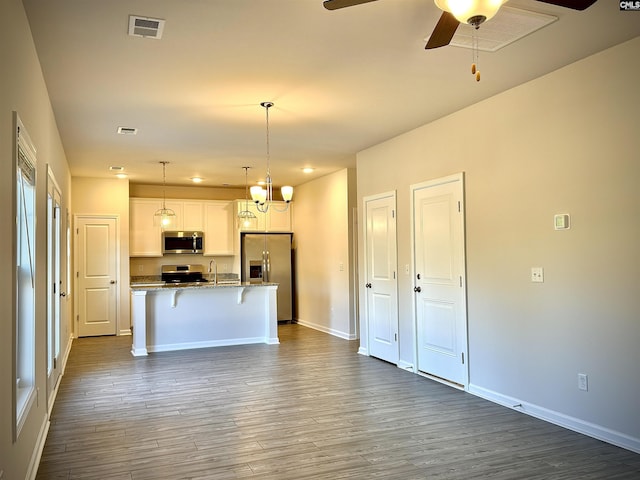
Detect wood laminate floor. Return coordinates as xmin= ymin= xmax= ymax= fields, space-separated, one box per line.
xmin=37 ymin=324 xmax=639 ymax=479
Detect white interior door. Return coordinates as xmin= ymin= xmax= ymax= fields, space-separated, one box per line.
xmin=412 ymin=174 xmax=468 ymax=387
xmin=364 ymin=192 xmax=399 ymax=364
xmin=46 ymin=167 xmax=63 ymax=405
xmin=76 ymin=216 xmax=118 ymax=337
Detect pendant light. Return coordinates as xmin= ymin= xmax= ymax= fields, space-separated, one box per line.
xmin=237 ymin=166 xmax=257 ymax=228
xmin=153 ymin=161 xmax=176 ymax=229
xmin=250 ymin=101 xmax=293 ymax=213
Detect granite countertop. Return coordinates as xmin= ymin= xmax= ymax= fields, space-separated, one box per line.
xmin=130 ymin=281 xmax=278 ymax=291
xmin=130 ymin=274 xmax=276 ymax=290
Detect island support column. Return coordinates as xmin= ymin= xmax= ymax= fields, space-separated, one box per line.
xmin=266 ymin=285 xmax=279 ymax=345
xmin=131 ymin=289 xmax=148 ymax=356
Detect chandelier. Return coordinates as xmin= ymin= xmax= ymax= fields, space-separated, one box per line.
xmin=237 ymin=166 xmax=257 ymax=228
xmin=250 ymin=101 xmax=293 ymax=213
xmin=153 ymin=161 xmax=176 ymax=229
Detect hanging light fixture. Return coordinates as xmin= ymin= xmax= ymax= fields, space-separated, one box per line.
xmin=237 ymin=166 xmax=257 ymax=228
xmin=250 ymin=101 xmax=293 ymax=213
xmin=153 ymin=161 xmax=176 ymax=229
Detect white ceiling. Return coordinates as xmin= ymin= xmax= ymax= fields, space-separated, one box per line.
xmin=22 ymin=0 xmax=640 ymax=188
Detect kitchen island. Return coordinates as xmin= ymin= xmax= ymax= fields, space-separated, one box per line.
xmin=130 ymin=282 xmax=279 ymax=356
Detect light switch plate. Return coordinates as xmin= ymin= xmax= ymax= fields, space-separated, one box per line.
xmin=554 ymin=213 xmax=570 ymax=230
xmin=531 ymin=267 xmax=544 ymax=283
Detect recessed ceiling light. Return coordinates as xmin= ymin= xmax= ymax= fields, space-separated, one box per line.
xmin=117 ymin=126 xmax=138 ymax=135
xmin=115 ymin=173 xmax=128 ymax=179
xmin=302 ymin=167 xmax=314 ymax=174
xmin=191 ymin=177 xmax=203 ymax=183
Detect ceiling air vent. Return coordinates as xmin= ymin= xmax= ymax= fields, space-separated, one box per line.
xmin=128 ymin=15 xmax=165 ymax=39
xmin=445 ymin=6 xmax=557 ymax=53
xmin=117 ymin=126 xmax=138 ymax=135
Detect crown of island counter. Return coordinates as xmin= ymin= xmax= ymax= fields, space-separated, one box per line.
xmin=130 ymin=282 xmax=279 ymax=356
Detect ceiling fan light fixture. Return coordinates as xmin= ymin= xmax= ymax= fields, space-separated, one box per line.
xmin=435 ymin=0 xmax=506 ymax=25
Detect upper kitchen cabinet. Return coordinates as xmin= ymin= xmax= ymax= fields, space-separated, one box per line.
xmin=164 ymin=200 xmax=204 ymax=231
xmin=236 ymin=200 xmax=292 ymax=232
xmin=203 ymin=201 xmax=234 ymax=256
xmin=130 ymin=198 xmax=235 ymax=257
xmin=130 ymin=198 xmax=163 ymax=256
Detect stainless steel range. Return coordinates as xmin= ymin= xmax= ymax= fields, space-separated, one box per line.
xmin=161 ymin=264 xmax=206 ymax=284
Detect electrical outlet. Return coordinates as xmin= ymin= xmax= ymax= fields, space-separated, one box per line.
xmin=578 ymin=373 xmax=588 ymax=391
xmin=138 ymin=265 xmax=144 ymax=272
xmin=531 ymin=267 xmax=544 ymax=283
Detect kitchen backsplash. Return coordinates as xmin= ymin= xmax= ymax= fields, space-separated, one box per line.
xmin=130 ymin=253 xmax=237 ymax=277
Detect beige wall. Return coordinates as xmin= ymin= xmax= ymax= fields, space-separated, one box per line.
xmin=72 ymin=177 xmax=131 ymax=333
xmin=293 ymin=168 xmax=357 ymax=339
xmin=0 ymin=0 xmax=72 ymax=477
xmin=357 ymin=37 xmax=640 ymax=450
xmin=130 ymin=183 xmax=244 ymax=200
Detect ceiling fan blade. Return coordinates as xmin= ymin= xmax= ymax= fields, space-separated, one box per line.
xmin=425 ymin=11 xmax=459 ymax=50
xmin=323 ymin=0 xmax=379 ymax=10
xmin=535 ymin=0 xmax=597 ymax=10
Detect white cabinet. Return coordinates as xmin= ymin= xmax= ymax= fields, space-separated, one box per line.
xmin=130 ymin=198 xmax=234 ymax=257
xmin=164 ymin=200 xmax=204 ymax=231
xmin=203 ymin=201 xmax=234 ymax=255
xmin=130 ymin=198 xmax=163 ymax=256
xmin=236 ymin=200 xmax=292 ymax=232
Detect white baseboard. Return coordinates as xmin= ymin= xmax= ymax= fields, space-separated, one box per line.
xmin=295 ymin=318 xmax=357 ymax=340
xmin=468 ymin=383 xmax=640 ymax=454
xmin=357 ymin=346 xmax=368 ymax=356
xmin=27 ymin=414 xmax=49 ymax=480
xmin=397 ymin=360 xmax=414 ymax=372
xmin=147 ymin=337 xmax=269 ymax=353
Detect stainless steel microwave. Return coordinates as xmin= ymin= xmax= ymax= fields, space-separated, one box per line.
xmin=162 ymin=231 xmax=204 ymax=254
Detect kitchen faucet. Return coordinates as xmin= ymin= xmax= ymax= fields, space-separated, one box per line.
xmin=208 ymin=259 xmax=217 ymax=285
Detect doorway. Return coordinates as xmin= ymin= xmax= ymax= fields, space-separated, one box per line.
xmin=363 ymin=191 xmax=399 ymax=364
xmin=46 ymin=167 xmax=64 ymax=406
xmin=75 ymin=215 xmax=119 ymax=337
xmin=411 ymin=173 xmax=468 ymax=387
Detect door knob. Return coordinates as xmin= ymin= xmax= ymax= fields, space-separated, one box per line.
xmin=110 ymin=280 xmax=116 ymax=284
xmin=60 ymin=292 xmax=66 ymax=297
xmin=414 ymin=286 xmax=421 ymax=293
xmin=365 ymin=283 xmax=372 ymax=288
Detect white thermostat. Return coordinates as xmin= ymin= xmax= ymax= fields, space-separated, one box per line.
xmin=554 ymin=214 xmax=570 ymax=230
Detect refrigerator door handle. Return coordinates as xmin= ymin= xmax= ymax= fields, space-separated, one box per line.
xmin=265 ymin=250 xmax=271 ymax=282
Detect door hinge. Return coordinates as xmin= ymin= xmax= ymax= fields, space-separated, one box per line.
xmin=394 ymin=333 xmax=397 ymax=342
xmin=458 ymin=201 xmax=461 ymax=212
xmin=76 ymin=227 xmax=79 ymax=234
xmin=393 ymin=271 xmax=396 ymax=280
xmin=461 ymin=352 xmax=465 ymax=364
xmin=392 ymin=209 xmax=395 ymax=218
xmin=459 ymin=276 xmax=462 ymax=287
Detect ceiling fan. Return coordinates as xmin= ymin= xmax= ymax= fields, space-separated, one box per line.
xmin=323 ymin=0 xmax=598 ymax=49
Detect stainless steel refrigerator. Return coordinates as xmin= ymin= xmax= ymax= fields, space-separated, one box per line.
xmin=240 ymin=232 xmax=293 ymax=322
